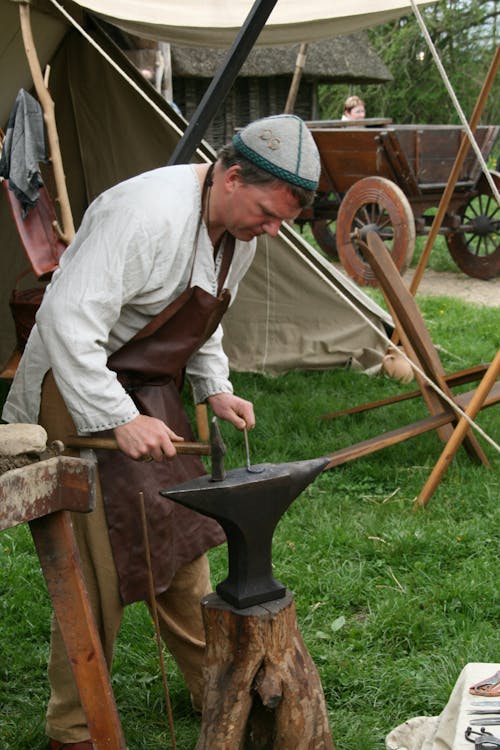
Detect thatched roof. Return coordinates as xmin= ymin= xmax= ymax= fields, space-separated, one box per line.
xmin=171 ymin=32 xmax=392 ymax=84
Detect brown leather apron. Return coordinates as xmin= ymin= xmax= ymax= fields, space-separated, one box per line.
xmin=96 ymin=180 xmax=235 ymax=604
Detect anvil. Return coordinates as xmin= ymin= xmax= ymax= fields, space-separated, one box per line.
xmin=161 ymin=457 xmax=329 ymax=609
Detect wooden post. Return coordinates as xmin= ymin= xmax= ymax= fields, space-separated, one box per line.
xmin=407 ymin=45 xmax=500 ymax=298
xmin=197 ymin=592 xmax=334 ymax=750
xmin=0 ymin=457 xmax=126 ymax=749
xmin=284 ymin=43 xmax=309 ymax=115
xmin=415 ymin=348 xmax=500 ymax=509
xmin=19 ymin=2 xmax=75 ymax=243
xmin=30 ymin=512 xmax=126 ymax=749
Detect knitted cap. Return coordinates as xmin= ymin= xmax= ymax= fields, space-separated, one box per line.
xmin=233 ymin=115 xmax=320 ymax=191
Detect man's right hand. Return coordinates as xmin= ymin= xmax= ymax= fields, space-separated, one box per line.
xmin=113 ymin=415 xmax=184 ymax=461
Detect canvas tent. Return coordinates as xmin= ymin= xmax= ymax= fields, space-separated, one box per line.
xmin=0 ymin=0 xmax=420 ymax=373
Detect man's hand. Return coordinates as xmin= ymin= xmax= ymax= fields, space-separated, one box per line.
xmin=207 ymin=393 xmax=255 ymax=431
xmin=114 ymin=414 xmax=184 ymax=461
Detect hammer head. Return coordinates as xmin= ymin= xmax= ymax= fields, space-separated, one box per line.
xmin=209 ymin=417 xmax=226 ymax=481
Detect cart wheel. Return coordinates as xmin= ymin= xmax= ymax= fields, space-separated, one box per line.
xmin=446 ymin=171 xmax=500 ymax=279
xmin=311 ymin=219 xmax=338 ymax=260
xmin=336 ymin=177 xmax=416 ymax=287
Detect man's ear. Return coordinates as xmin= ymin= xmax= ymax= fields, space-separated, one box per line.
xmin=224 ymin=165 xmax=242 ymax=192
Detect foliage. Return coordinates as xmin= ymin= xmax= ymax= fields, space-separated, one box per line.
xmin=319 ymin=0 xmax=500 ymax=128
xmin=0 ymin=296 xmax=498 ymax=749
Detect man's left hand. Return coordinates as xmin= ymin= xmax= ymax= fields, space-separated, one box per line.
xmin=207 ymin=393 xmax=255 ymax=431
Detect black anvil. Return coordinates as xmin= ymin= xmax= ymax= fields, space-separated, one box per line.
xmin=161 ymin=457 xmax=328 ymax=609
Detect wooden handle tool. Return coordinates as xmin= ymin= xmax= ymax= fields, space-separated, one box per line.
xmin=66 ymin=435 xmax=211 ymax=456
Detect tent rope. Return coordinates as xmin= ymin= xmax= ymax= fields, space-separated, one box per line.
xmin=409 ymin=0 xmax=500 ymax=204
xmin=261 ymin=235 xmax=272 ymax=373
xmin=284 ymin=231 xmax=500 ymax=454
xmin=47 ymin=0 xmax=214 ymax=160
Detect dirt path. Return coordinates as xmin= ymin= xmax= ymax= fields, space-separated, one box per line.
xmin=402 ymin=268 xmax=499 ymax=308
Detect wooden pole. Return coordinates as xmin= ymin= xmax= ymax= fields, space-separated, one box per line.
xmin=284 ymin=43 xmax=308 ymax=114
xmin=19 ymin=2 xmax=75 ymax=243
xmin=31 ymin=511 xmax=126 ymax=749
xmin=408 ymin=45 xmax=500 ymax=297
xmin=414 ymin=349 xmax=500 ymax=509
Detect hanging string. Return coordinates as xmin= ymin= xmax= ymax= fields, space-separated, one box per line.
xmin=409 ymin=0 xmax=500 ymax=205
xmin=261 ymin=235 xmax=272 ymax=374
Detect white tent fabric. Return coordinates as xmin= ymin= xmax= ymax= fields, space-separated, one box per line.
xmin=72 ymin=0 xmax=436 ymax=46
xmin=0 ymin=0 xmax=393 ymax=374
xmin=223 ymin=226 xmax=392 ymax=374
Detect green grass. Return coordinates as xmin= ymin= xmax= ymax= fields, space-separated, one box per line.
xmin=0 ymin=297 xmax=499 ymax=749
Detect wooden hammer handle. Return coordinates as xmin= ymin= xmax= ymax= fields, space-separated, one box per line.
xmin=66 ymin=435 xmax=211 ymax=456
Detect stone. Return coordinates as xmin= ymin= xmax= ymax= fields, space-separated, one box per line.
xmin=0 ymin=424 xmax=48 ymax=456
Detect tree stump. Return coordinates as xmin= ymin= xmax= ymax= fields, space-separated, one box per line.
xmin=198 ymin=591 xmax=334 ymax=750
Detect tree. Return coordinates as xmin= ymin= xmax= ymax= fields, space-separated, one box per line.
xmin=319 ymin=0 xmax=499 ymax=126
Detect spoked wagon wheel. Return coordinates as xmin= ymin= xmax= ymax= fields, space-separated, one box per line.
xmin=446 ymin=171 xmax=500 ymax=279
xmin=336 ymin=176 xmax=416 ymax=287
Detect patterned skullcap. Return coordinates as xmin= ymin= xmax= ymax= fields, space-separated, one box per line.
xmin=233 ymin=114 xmax=320 ymax=191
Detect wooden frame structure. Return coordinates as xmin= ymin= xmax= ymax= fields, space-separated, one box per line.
xmin=0 ymin=456 xmax=126 ymax=749
xmin=323 ymin=231 xmax=499 ymax=500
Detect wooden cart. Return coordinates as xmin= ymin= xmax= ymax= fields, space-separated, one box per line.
xmin=297 ymin=120 xmax=500 ymax=286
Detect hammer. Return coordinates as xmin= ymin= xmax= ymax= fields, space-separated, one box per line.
xmin=66 ymin=416 xmax=227 ymax=481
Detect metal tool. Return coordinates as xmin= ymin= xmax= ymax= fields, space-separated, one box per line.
xmin=162 ymin=456 xmax=329 ymax=609
xmin=465 ymin=726 xmax=500 ymax=747
xmin=243 ymin=427 xmax=264 ymax=474
xmin=469 ymin=719 xmax=500 ymax=726
xmin=209 ymin=417 xmax=226 ymax=482
xmin=470 ymin=711 xmax=500 ymax=716
xmin=66 ymin=417 xmax=226 ymax=481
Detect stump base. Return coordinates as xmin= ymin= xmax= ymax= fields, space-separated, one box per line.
xmin=198 ymin=591 xmax=334 ymax=750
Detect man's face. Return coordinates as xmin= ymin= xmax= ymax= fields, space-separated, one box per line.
xmin=223 ymin=168 xmax=303 ymax=241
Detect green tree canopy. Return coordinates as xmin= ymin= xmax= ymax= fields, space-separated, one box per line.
xmin=319 ymin=0 xmax=499 ymax=126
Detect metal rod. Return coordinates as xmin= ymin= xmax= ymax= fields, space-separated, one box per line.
xmin=168 ymin=0 xmax=278 ymax=165
xmin=138 ymin=492 xmax=177 ymax=750
xmin=243 ymin=427 xmax=264 ymax=474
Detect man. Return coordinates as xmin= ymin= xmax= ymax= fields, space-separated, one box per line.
xmin=3 ymin=114 xmax=320 ymax=749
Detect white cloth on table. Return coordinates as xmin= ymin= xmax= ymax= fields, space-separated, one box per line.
xmin=386 ymin=663 xmax=500 ymax=750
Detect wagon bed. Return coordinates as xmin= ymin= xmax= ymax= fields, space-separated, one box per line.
xmin=299 ymin=122 xmax=500 ymax=284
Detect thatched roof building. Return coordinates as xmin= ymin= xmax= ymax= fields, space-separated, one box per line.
xmin=171 ymin=34 xmax=392 ymax=147
xmin=118 ymin=27 xmax=392 ymax=148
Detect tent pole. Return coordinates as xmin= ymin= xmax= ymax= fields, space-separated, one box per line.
xmin=19 ymin=2 xmax=75 ymax=243
xmin=168 ymin=0 xmax=278 ymax=165
xmin=408 ymin=44 xmax=500 ymax=297
xmin=284 ymin=43 xmax=309 ymax=114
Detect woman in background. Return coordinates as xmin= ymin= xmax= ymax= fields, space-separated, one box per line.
xmin=342 ymin=95 xmax=366 ymax=120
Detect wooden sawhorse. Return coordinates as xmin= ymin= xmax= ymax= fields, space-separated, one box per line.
xmin=324 ymin=231 xmax=499 ymax=485
xmin=0 ymin=455 xmax=126 ymax=749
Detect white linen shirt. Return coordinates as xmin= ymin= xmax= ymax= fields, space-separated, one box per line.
xmin=3 ymin=165 xmax=256 ymax=433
